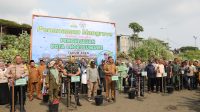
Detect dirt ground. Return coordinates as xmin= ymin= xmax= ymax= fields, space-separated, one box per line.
xmin=1 ymin=89 xmax=200 ymax=112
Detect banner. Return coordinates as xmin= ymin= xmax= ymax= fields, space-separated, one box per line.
xmin=31 ymin=15 xmax=116 ymax=64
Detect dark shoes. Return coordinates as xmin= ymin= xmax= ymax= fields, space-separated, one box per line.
xmin=10 ymin=107 xmax=26 ymax=112
xmin=77 ymin=102 xmax=82 ymax=106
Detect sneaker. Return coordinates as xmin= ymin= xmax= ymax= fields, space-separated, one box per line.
xmin=106 ymin=98 xmax=112 ymax=102
xmin=88 ymin=98 xmax=93 ymax=102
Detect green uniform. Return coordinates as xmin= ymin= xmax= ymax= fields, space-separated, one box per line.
xmin=65 ymin=62 xmax=81 ymax=106
xmin=65 ymin=62 xmax=79 ymax=74
xmin=45 ymin=68 xmax=60 ymax=102
xmin=171 ymin=63 xmax=180 ymax=88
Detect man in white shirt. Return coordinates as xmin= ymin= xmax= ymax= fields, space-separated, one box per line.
xmin=155 ymin=59 xmax=165 ymax=93
xmin=186 ymin=61 xmax=196 ymax=90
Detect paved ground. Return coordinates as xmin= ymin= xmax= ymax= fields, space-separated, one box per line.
xmin=1 ymin=89 xmax=200 ymax=112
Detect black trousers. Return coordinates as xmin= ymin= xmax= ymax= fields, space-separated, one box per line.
xmin=100 ymin=78 xmax=106 ymax=92
xmin=81 ymin=84 xmax=88 ymax=94
xmin=156 ymin=77 xmax=163 ymax=92
xmin=71 ymin=82 xmax=80 ymax=103
xmin=194 ymin=74 xmax=198 ymax=89
xmin=147 ymin=78 xmax=155 ymax=92
xmin=9 ymin=86 xmax=26 ymax=109
xmin=0 ymin=83 xmax=9 ymax=105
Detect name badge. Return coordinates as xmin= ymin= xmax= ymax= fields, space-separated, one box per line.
xmin=111 ymin=75 xmax=119 ymax=81
xmin=141 ymin=71 xmax=147 ymax=76
xmin=15 ymin=78 xmax=27 ymax=86
xmin=163 ymin=72 xmax=167 ymax=77
xmin=71 ymin=76 xmax=80 ymax=82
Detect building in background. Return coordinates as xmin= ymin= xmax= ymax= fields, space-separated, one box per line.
xmin=117 ymin=34 xmax=143 ymax=54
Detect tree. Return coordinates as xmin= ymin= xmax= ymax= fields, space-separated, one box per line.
xmin=0 ymin=32 xmax=30 ymax=62
xmin=129 ymin=38 xmax=174 ymax=61
xmin=179 ymin=46 xmax=198 ymax=52
xmin=128 ymin=22 xmax=144 ymax=48
xmin=178 ymin=50 xmax=200 ymax=60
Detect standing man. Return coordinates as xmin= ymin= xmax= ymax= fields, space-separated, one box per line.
xmin=171 ymin=58 xmax=181 ymax=90
xmin=87 ymin=61 xmax=100 ymax=101
xmin=104 ymin=56 xmax=116 ymax=102
xmin=186 ymin=61 xmax=196 ymax=90
xmin=155 ymin=59 xmax=165 ymax=93
xmin=38 ymin=59 xmax=46 ymax=85
xmin=45 ymin=60 xmax=60 ymax=104
xmin=6 ymin=55 xmax=28 ymax=112
xmin=145 ymin=60 xmax=156 ymax=93
xmin=65 ymin=56 xmax=82 ymax=106
xmin=132 ymin=58 xmax=145 ymax=96
xmin=28 ymin=60 xmax=42 ymax=101
xmin=98 ymin=60 xmax=106 ymax=92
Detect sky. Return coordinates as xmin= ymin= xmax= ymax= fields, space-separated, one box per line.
xmin=1 ymin=0 xmax=200 ymax=49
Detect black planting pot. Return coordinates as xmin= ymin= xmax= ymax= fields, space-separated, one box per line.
xmin=97 ymin=89 xmax=102 ymax=95
xmin=95 ymin=95 xmax=103 ymax=106
xmin=43 ymin=95 xmax=49 ymax=103
xmin=166 ymin=86 xmax=174 ymax=94
xmin=124 ymin=86 xmax=130 ymax=93
xmin=49 ymin=103 xmax=59 ymax=112
xmin=128 ymin=89 xmax=136 ymax=99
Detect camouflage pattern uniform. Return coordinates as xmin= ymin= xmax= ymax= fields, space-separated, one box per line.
xmin=65 ymin=62 xmax=81 ymax=106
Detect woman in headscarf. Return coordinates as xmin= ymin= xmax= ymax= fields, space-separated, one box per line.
xmin=117 ymin=62 xmax=128 ymax=92
xmin=0 ymin=60 xmax=9 ymax=105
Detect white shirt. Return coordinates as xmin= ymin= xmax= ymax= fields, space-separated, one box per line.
xmin=0 ymin=68 xmax=8 ymax=83
xmin=156 ymin=64 xmax=165 ymax=77
xmin=187 ymin=65 xmax=196 ymax=76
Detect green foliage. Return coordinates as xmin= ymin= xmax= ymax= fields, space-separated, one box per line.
xmin=178 ymin=50 xmax=200 ymax=60
xmin=129 ymin=38 xmax=174 ymax=61
xmin=128 ymin=22 xmax=144 ymax=48
xmin=117 ymin=52 xmax=129 ymax=59
xmin=0 ymin=32 xmax=30 ymax=62
xmin=0 ymin=19 xmax=31 ymax=29
xmin=129 ymin=22 xmax=144 ymax=34
xmin=179 ymin=46 xmax=198 ymax=52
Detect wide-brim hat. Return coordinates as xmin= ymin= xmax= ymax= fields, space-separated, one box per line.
xmin=48 ymin=60 xmax=56 ymax=67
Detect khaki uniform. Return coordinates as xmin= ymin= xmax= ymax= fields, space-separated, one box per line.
xmin=104 ymin=63 xmax=116 ymax=99
xmin=6 ymin=64 xmax=28 ymax=80
xmin=28 ymin=66 xmax=41 ymax=99
xmin=38 ymin=65 xmax=46 ymax=77
xmin=5 ymin=64 xmax=28 ymax=110
xmin=38 ymin=65 xmax=46 ymax=94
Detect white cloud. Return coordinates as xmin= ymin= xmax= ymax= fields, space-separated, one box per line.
xmin=32 ymin=9 xmax=49 ymax=16
xmin=0 ymin=0 xmax=39 ymax=15
xmin=173 ymin=0 xmax=200 ymax=15
xmin=66 ymin=10 xmax=111 ymax=22
xmin=80 ymin=10 xmax=111 ymax=22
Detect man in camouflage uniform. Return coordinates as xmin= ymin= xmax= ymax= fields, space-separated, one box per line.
xmin=170 ymin=58 xmax=181 ymax=90
xmin=65 ymin=56 xmax=82 ymax=106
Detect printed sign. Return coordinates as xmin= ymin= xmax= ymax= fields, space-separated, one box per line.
xmin=32 ymin=15 xmax=116 ymax=65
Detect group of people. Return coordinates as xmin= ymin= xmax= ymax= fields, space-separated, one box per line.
xmin=0 ymin=55 xmax=200 ymax=112
xmin=0 ymin=55 xmax=117 ymax=112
